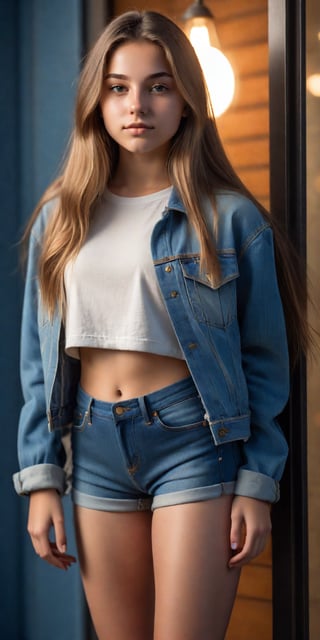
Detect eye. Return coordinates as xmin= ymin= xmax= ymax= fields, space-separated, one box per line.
xmin=150 ymin=83 xmax=169 ymax=94
xmin=109 ymin=84 xmax=127 ymax=94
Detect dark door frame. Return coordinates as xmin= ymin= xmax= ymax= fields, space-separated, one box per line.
xmin=269 ymin=1 xmax=309 ymax=638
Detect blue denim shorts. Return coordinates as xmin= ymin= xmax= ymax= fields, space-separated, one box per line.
xmin=71 ymin=376 xmax=242 ymax=511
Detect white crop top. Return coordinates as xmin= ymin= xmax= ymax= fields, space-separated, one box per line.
xmin=64 ymin=187 xmax=184 ymax=360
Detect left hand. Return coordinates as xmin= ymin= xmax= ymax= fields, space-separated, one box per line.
xmin=228 ymin=495 xmax=272 ymax=568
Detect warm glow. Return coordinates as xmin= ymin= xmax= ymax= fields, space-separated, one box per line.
xmin=307 ymin=73 xmax=320 ymax=97
xmin=190 ymin=24 xmax=211 ymax=49
xmin=190 ymin=25 xmax=235 ymax=117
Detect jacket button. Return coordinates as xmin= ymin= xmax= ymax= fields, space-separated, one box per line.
xmin=188 ymin=342 xmax=198 ymax=349
xmin=170 ymin=290 xmax=178 ymax=298
xmin=218 ymin=427 xmax=229 ymax=437
xmin=165 ymin=265 xmax=172 ymax=273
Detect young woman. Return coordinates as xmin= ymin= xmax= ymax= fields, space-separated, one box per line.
xmin=13 ymin=10 xmax=308 ymax=640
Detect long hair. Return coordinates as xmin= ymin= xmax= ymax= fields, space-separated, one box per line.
xmin=26 ymin=10 xmax=309 ymax=362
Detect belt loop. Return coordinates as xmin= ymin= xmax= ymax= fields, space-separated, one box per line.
xmin=86 ymin=397 xmax=93 ymax=426
xmin=138 ymin=396 xmax=152 ymax=425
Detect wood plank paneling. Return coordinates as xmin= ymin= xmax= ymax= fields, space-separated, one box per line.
xmin=226 ymin=42 xmax=269 ymax=76
xmin=218 ymin=106 xmax=269 ymax=140
xmin=218 ymin=13 xmax=268 ymax=48
xmin=234 ymin=74 xmax=269 ymax=108
xmin=225 ymin=137 xmax=269 ymax=168
xmin=206 ymin=0 xmax=268 ymax=20
xmin=238 ymin=167 xmax=269 ymax=197
xmin=226 ymin=599 xmax=272 ymax=640
xmin=237 ymin=564 xmax=272 ymax=600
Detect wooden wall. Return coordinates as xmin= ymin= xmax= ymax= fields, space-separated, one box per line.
xmin=113 ymin=1 xmax=271 ymax=638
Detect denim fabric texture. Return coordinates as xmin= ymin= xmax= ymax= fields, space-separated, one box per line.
xmin=13 ymin=189 xmax=289 ymax=503
xmin=71 ymin=377 xmax=238 ymax=511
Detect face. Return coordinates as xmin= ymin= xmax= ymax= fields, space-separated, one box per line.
xmin=100 ymin=40 xmax=186 ymax=159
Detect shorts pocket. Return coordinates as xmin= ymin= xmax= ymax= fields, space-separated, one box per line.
xmin=72 ymin=408 xmax=90 ymax=432
xmin=153 ymin=394 xmax=207 ymax=432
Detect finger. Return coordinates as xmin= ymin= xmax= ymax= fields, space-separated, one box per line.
xmin=29 ymin=529 xmax=71 ymax=570
xmin=44 ymin=545 xmax=75 ymax=570
xmin=50 ymin=542 xmax=77 ymax=563
xmin=53 ymin=512 xmax=67 ymax=554
xmin=30 ymin=535 xmax=70 ymax=570
xmin=29 ymin=525 xmax=52 ymax=561
xmin=43 ymin=553 xmax=69 ymax=570
xmin=230 ymin=514 xmax=244 ymax=555
xmin=229 ymin=533 xmax=268 ymax=568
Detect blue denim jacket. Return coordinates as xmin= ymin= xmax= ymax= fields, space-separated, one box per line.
xmin=13 ymin=189 xmax=289 ymax=503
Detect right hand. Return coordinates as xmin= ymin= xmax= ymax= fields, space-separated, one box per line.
xmin=27 ymin=489 xmax=77 ymax=570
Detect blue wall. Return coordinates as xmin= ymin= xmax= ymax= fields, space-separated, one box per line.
xmin=0 ymin=1 xmax=88 ymax=638
xmin=0 ymin=2 xmax=23 ymax=637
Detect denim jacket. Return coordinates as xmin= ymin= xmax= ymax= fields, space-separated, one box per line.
xmin=13 ymin=189 xmax=289 ymax=503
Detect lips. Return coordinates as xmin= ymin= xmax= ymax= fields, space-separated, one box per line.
xmin=124 ymin=122 xmax=154 ymax=130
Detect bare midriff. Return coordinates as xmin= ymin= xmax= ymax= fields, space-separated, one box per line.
xmin=79 ymin=348 xmax=191 ymax=402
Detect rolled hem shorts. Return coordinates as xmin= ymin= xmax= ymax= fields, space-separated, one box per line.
xmin=71 ymin=376 xmax=242 ymax=512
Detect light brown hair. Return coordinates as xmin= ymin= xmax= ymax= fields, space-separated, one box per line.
xmin=25 ymin=10 xmax=310 ymax=362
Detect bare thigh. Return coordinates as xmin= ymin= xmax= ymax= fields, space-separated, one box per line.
xmin=73 ymin=506 xmax=155 ymax=640
xmin=152 ymin=495 xmax=240 ymax=640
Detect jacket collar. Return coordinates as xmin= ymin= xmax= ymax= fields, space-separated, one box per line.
xmin=167 ymin=187 xmax=187 ymax=214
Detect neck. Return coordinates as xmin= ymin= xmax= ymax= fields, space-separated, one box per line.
xmin=109 ymin=150 xmax=171 ymax=197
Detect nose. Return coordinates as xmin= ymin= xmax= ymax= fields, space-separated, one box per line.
xmin=129 ymin=88 xmax=148 ymax=115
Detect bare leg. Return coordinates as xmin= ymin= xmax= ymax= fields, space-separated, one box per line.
xmin=74 ymin=506 xmax=154 ymax=640
xmin=152 ymin=495 xmax=240 ymax=640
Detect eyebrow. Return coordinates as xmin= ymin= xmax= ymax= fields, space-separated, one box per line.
xmin=105 ymin=71 xmax=173 ymax=80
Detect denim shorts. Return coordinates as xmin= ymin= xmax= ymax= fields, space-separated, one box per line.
xmin=71 ymin=376 xmax=242 ymax=512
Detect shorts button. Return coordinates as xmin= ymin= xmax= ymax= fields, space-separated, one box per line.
xmin=115 ymin=406 xmax=126 ymax=415
xmin=218 ymin=427 xmax=229 ymax=437
xmin=165 ymin=265 xmax=172 ymax=273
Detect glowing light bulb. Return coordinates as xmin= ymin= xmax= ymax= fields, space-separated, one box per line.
xmin=189 ymin=25 xmax=235 ymax=117
xmin=307 ymin=73 xmax=320 ymax=97
xmin=190 ymin=25 xmax=211 ymax=50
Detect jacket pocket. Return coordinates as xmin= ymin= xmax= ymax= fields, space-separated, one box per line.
xmin=181 ymin=253 xmax=239 ymax=328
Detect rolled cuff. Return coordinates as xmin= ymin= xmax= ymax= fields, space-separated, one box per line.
xmin=13 ymin=464 xmax=66 ymax=496
xmin=234 ymin=468 xmax=280 ymax=503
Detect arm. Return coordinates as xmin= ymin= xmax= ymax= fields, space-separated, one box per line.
xmin=236 ymin=225 xmax=289 ymax=497
xmin=13 ymin=212 xmax=68 ymax=495
xmin=230 ymin=224 xmax=290 ymax=565
xmin=13 ymin=212 xmax=75 ymax=568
